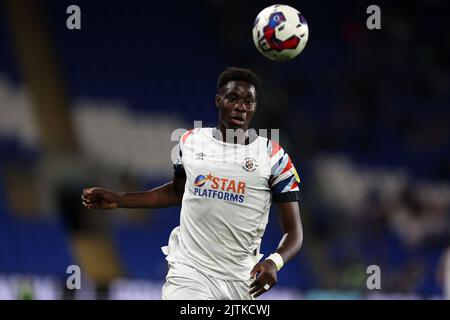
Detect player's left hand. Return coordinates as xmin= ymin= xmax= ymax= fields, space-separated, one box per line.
xmin=249 ymin=260 xmax=278 ymax=298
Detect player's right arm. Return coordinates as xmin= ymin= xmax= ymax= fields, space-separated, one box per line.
xmin=83 ymin=129 xmax=192 ymax=210
xmin=81 ymin=174 xmax=186 ymax=209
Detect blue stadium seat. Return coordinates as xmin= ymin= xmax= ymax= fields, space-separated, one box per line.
xmin=112 ymin=207 xmax=180 ymax=280
xmin=4 ymin=217 xmax=75 ymax=276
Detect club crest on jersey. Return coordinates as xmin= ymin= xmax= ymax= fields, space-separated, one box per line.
xmin=242 ymin=157 xmax=258 ymax=172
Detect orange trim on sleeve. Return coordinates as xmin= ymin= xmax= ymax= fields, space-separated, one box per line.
xmin=291 ymin=181 xmax=299 ymax=190
xmin=281 ymin=157 xmax=293 ymax=174
xmin=270 ymin=140 xmax=281 ymax=158
xmin=181 ymin=129 xmax=194 ymax=144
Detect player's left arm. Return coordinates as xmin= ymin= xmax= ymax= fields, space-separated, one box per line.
xmin=274 ymin=200 xmax=303 ymax=262
xmin=250 ymin=141 xmax=303 ymax=298
xmin=249 ymin=201 xmax=303 ymax=298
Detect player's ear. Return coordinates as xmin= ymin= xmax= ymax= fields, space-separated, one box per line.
xmin=215 ymin=94 xmax=220 ymax=108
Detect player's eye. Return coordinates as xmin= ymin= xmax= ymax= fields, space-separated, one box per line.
xmin=226 ymin=96 xmax=236 ymax=102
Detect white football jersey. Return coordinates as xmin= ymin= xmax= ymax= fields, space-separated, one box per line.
xmin=162 ymin=127 xmax=300 ymax=281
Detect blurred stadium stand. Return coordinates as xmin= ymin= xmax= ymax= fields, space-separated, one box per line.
xmin=0 ymin=0 xmax=449 ymax=299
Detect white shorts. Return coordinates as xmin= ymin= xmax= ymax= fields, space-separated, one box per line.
xmin=162 ymin=262 xmax=254 ymax=300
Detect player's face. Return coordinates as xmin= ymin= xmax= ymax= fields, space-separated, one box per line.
xmin=216 ymin=81 xmax=257 ymax=131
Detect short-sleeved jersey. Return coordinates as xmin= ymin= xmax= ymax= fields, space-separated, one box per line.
xmin=162 ymin=127 xmax=301 ymax=281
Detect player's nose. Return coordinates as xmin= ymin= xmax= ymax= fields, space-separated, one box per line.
xmin=233 ymin=101 xmax=246 ymax=112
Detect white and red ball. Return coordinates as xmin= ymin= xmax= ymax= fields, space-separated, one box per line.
xmin=252 ymin=4 xmax=309 ymax=61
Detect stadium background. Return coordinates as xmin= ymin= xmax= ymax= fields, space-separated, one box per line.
xmin=0 ymin=0 xmax=449 ymax=299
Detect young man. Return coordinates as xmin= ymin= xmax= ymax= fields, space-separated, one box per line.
xmin=82 ymin=67 xmax=303 ymax=300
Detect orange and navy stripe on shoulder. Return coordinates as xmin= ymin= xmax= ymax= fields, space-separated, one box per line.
xmin=271 ymin=173 xmax=300 ymax=194
xmin=267 ymin=139 xmax=300 ymax=194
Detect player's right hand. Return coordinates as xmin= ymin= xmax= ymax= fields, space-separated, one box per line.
xmin=82 ymin=187 xmax=120 ymax=209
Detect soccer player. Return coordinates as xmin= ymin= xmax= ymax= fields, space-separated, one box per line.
xmin=81 ymin=67 xmax=303 ymax=300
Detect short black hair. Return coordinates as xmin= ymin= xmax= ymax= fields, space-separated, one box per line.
xmin=217 ymin=67 xmax=261 ymax=93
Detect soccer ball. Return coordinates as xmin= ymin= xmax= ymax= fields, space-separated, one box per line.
xmin=252 ymin=4 xmax=309 ymax=61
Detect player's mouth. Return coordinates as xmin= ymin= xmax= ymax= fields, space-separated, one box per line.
xmin=231 ymin=115 xmax=246 ymax=126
